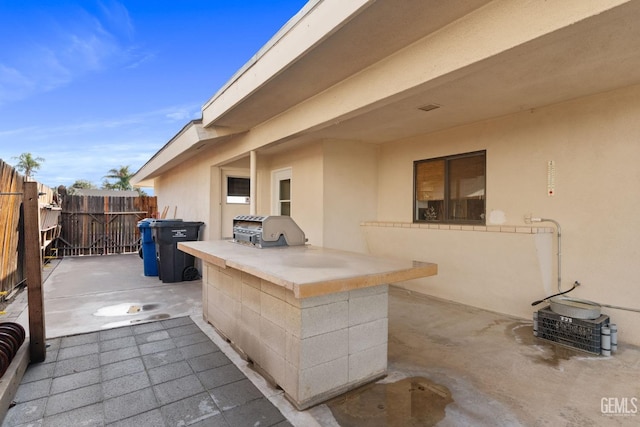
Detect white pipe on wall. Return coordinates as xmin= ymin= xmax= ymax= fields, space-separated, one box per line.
xmin=530 ymin=217 xmax=562 ymax=292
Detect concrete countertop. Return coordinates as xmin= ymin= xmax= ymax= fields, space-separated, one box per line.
xmin=178 ymin=240 xmax=437 ymax=298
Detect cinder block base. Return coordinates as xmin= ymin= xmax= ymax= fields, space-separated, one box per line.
xmin=203 ymin=264 xmax=389 ymax=409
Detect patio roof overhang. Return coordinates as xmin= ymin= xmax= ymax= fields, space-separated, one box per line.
xmin=132 ymin=0 xmax=640 ymax=186
xmin=131 ymin=120 xmax=244 ymax=187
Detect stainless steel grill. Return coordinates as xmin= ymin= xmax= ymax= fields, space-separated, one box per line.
xmin=232 ymin=215 xmax=306 ymax=248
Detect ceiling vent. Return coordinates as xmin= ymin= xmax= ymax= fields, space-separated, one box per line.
xmin=418 ymin=104 xmax=441 ymax=112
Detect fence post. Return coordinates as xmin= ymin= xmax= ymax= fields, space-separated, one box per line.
xmin=24 ymin=182 xmax=46 ymax=362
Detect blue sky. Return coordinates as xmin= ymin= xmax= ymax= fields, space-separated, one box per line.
xmin=0 ymin=0 xmax=307 ymax=189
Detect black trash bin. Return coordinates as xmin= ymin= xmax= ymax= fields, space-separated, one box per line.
xmin=150 ymin=220 xmax=204 ymax=283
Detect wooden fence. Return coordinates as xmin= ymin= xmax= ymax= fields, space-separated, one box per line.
xmin=0 ymin=160 xmax=25 ymax=294
xmin=1 ymin=157 xmax=157 ymax=291
xmin=0 ymin=160 xmax=56 ymax=294
xmin=58 ymin=195 xmax=158 ymax=256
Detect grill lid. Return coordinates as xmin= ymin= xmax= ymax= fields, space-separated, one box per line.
xmin=232 ymin=215 xmax=306 ymax=248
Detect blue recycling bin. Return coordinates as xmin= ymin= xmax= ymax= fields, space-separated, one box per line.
xmin=138 ymin=218 xmax=159 ymax=276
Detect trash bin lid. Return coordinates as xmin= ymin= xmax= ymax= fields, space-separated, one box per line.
xmin=137 ymin=218 xmax=156 ymax=227
xmin=150 ymin=219 xmax=185 ymax=227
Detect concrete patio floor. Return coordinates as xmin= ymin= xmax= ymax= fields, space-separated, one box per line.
xmin=3 ymin=254 xmax=317 ymax=427
xmin=309 ymin=289 xmax=640 ymax=427
xmin=3 ymin=254 xmax=640 ymax=426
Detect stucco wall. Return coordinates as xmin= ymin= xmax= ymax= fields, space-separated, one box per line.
xmin=323 ymin=140 xmax=378 ymax=252
xmin=257 ymin=139 xmax=378 ymax=252
xmin=368 ymin=84 xmax=640 ymax=345
xmin=260 ymin=142 xmax=324 ymax=246
xmin=152 ymin=84 xmax=640 ymax=344
xmin=154 ymin=154 xmax=211 ymax=236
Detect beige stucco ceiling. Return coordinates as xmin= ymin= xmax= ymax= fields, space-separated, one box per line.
xmin=205 ymin=0 xmax=493 ymax=130
xmin=300 ymin=0 xmax=640 ymax=145
xmin=134 ymin=0 xmax=640 ymax=184
xmin=211 ymin=0 xmax=640 ymax=151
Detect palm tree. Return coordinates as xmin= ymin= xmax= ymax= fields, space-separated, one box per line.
xmin=103 ymin=165 xmax=133 ymax=191
xmin=13 ymin=152 xmax=44 ymax=180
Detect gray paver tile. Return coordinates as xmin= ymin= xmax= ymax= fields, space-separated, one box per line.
xmin=99 ymin=326 xmax=133 ymax=341
xmin=166 ymin=323 xmax=201 ymax=338
xmin=21 ymin=363 xmax=55 ymax=384
xmin=159 ymin=392 xmax=223 ymax=427
xmin=44 ymin=384 xmax=102 ymax=417
xmin=183 ymin=417 xmax=230 ymax=427
xmin=42 ymin=402 xmax=103 ymax=427
xmin=103 ymin=387 xmax=158 ymax=424
xmin=196 ymin=364 xmax=245 ymax=390
xmin=9 ymin=418 xmax=44 ymax=427
xmin=14 ymin=378 xmax=51 ymax=402
xmin=131 ymin=322 xmax=164 ymax=335
xmin=141 ymin=348 xmax=184 ymax=369
xmin=42 ymin=348 xmax=58 ymax=363
xmin=101 ymin=357 xmax=145 ymax=381
xmin=179 ymin=340 xmax=218 ymax=359
xmin=172 ymin=331 xmax=211 ymax=347
xmin=105 ymin=409 xmax=166 ymax=427
xmin=139 ymin=338 xmax=176 ymax=356
xmin=2 ymin=397 xmax=47 ymax=426
xmin=102 ymin=370 xmax=151 ymax=399
xmin=8 ymin=317 xmax=281 ymax=427
xmin=99 ymin=335 xmax=136 ymax=352
xmin=60 ymin=332 xmax=99 ymax=348
xmin=45 ymin=338 xmax=61 ymax=351
xmin=221 ymin=397 xmax=285 ymax=427
xmin=210 ymin=378 xmax=263 ymax=411
xmin=54 ymin=354 xmax=100 ymax=377
xmin=187 ymin=351 xmax=231 ymax=373
xmin=100 ymin=345 xmax=140 ymax=365
xmin=56 ymin=342 xmax=100 ymax=360
xmin=153 ymin=374 xmax=205 ymax=405
xmin=273 ymin=420 xmax=295 ymax=427
xmin=148 ymin=360 xmax=193 ymax=385
xmin=160 ymin=316 xmax=193 ymax=329
xmin=134 ymin=329 xmax=170 ymax=344
xmin=49 ymin=368 xmax=101 ymax=395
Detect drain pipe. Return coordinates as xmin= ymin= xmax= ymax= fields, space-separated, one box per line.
xmin=527 ymin=216 xmax=562 ymax=292
xmin=526 ymin=216 xmax=640 ymax=314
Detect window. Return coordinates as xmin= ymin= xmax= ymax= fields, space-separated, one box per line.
xmin=414 ymin=151 xmax=486 ymax=224
xmin=279 ymin=179 xmax=291 ymax=216
xmin=226 ymin=177 xmax=250 ymax=204
xmin=272 ymin=168 xmax=292 ymax=216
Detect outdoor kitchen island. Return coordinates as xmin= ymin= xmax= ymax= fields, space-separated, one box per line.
xmin=178 ymin=240 xmax=437 ymax=409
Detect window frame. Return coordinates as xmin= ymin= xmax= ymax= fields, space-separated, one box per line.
xmin=226 ymin=176 xmax=250 ymax=204
xmin=272 ymin=167 xmax=292 ymax=216
xmin=413 ymin=150 xmax=486 ymax=225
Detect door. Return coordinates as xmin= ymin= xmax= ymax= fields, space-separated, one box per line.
xmin=221 ymin=168 xmax=250 ymax=239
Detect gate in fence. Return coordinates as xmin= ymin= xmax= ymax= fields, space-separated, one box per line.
xmin=58 ymin=194 xmax=158 ymax=256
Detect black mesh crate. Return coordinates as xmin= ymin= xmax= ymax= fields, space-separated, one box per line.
xmin=535 ymin=306 xmax=609 ymax=355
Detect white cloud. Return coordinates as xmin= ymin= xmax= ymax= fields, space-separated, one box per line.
xmin=98 ymin=0 xmax=135 ymax=40
xmin=0 ymin=101 xmax=203 ymax=187
xmin=0 ymin=64 xmax=35 ymax=101
xmin=123 ymin=49 xmax=155 ymax=69
xmin=165 ymin=108 xmax=197 ymax=122
xmin=0 ymin=2 xmax=150 ymax=106
xmin=0 ymin=103 xmax=200 ymax=145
